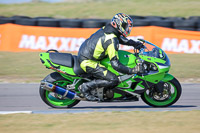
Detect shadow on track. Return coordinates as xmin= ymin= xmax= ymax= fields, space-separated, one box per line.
xmin=70 ymin=105 xmax=197 ymax=109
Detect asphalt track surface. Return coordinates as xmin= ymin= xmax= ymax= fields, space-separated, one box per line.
xmin=0 ymin=83 xmax=199 ymax=114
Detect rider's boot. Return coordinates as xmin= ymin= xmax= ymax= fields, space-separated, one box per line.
xmin=78 ymin=79 xmax=117 ymax=101
xmin=78 ymin=80 xmax=98 ymax=101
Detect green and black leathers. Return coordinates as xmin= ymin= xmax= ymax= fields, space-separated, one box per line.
xmin=77 ymin=24 xmax=140 ymax=100
xmin=78 ymin=24 xmax=139 ymax=75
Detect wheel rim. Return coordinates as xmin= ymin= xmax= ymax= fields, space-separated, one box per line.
xmin=144 ymin=82 xmax=177 ymax=106
xmin=45 ymin=80 xmax=77 ymax=107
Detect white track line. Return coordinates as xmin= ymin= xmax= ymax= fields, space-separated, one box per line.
xmin=0 ymin=111 xmax=32 ymax=114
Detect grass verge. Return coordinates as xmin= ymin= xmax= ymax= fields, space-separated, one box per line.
xmin=0 ymin=111 xmax=200 ymax=133
xmin=0 ymin=0 xmax=200 ymax=18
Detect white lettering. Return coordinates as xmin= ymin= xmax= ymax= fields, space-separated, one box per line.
xmin=177 ymin=39 xmax=189 ymax=53
xmin=69 ymin=38 xmax=77 ymax=52
xmin=161 ymin=38 xmax=178 ymax=52
xmin=19 ymin=35 xmax=200 ymax=54
xmin=189 ymin=40 xmax=200 ymax=53
xmin=19 ymin=34 xmax=36 ymax=49
xmin=58 ymin=37 xmax=71 ymax=51
xmin=69 ymin=38 xmax=86 ymax=52
xmin=18 ymin=35 xmax=86 ymax=51
xmin=35 ymin=36 xmax=47 ymax=50
xmin=47 ymin=36 xmax=59 ymax=50
xmin=76 ymin=37 xmax=85 ymax=51
xmin=161 ymin=38 xmax=200 ymax=54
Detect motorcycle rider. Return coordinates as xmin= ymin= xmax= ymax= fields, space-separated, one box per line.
xmin=78 ymin=13 xmax=144 ymax=101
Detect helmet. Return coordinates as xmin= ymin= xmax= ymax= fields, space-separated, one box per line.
xmin=111 ymin=13 xmax=133 ymax=37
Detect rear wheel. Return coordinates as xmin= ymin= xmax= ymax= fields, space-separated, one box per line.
xmin=141 ymin=78 xmax=182 ymax=107
xmin=39 ymin=72 xmax=80 ymax=108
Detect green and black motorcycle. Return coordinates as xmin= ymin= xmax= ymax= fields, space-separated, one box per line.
xmin=39 ymin=39 xmax=182 ymax=108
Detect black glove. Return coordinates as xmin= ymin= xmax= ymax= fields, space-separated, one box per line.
xmin=127 ymin=39 xmax=136 ymax=46
xmin=127 ymin=39 xmax=144 ymax=50
xmin=130 ymin=63 xmax=144 ymax=74
xmin=134 ymin=41 xmax=144 ymax=50
xmin=119 ymin=36 xmax=144 ymax=50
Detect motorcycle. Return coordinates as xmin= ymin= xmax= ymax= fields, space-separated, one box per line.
xmin=39 ymin=39 xmax=182 ymax=108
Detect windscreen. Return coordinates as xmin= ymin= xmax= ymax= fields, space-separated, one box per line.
xmin=139 ymin=40 xmax=170 ymax=66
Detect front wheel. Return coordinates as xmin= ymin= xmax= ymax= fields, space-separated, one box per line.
xmin=141 ymin=78 xmax=182 ymax=107
xmin=39 ymin=72 xmax=80 ymax=108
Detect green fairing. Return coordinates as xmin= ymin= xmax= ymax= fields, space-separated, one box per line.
xmin=40 ymin=49 xmax=169 ymax=89
xmin=162 ymin=73 xmax=174 ymax=82
xmin=100 ymin=50 xmax=137 ymax=76
xmin=139 ymin=55 xmax=170 ymax=84
xmin=118 ymin=50 xmax=136 ymax=68
xmin=139 ymin=55 xmax=165 ymax=65
xmin=60 ymin=73 xmax=76 ymax=82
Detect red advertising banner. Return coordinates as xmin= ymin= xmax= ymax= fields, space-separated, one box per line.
xmin=0 ymin=23 xmax=200 ymax=53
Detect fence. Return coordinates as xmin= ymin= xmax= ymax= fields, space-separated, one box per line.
xmin=1 ymin=15 xmax=200 ymax=31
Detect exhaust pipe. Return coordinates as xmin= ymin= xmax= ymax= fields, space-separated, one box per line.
xmin=40 ymin=81 xmax=81 ymax=100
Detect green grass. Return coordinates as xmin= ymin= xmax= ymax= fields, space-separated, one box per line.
xmin=168 ymin=54 xmax=200 ymax=79
xmin=0 ymin=52 xmax=199 ymax=83
xmin=0 ymin=52 xmax=51 ymax=82
xmin=0 ymin=0 xmax=199 ymax=18
xmin=0 ymin=111 xmax=200 ymax=133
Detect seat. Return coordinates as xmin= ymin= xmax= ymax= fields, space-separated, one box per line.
xmin=49 ymin=53 xmax=73 ymax=67
xmin=73 ymin=56 xmax=85 ymax=75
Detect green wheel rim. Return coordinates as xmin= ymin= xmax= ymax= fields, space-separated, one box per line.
xmin=45 ymin=80 xmax=77 ymax=107
xmin=144 ymin=82 xmax=177 ymax=106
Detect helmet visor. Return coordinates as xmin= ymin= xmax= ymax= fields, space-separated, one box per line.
xmin=124 ymin=21 xmax=133 ymax=36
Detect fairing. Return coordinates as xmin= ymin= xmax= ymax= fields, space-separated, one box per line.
xmin=139 ymin=39 xmax=171 ymax=67
xmin=100 ymin=50 xmax=137 ymax=75
xmin=40 ymin=39 xmax=174 ymax=96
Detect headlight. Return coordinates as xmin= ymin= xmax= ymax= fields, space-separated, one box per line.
xmin=143 ymin=63 xmax=148 ymax=70
xmin=150 ymin=63 xmax=158 ymax=71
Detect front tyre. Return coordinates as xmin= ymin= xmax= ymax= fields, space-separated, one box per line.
xmin=39 ymin=72 xmax=80 ymax=108
xmin=141 ymin=78 xmax=182 ymax=107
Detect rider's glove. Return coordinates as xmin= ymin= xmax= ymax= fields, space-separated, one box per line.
xmin=127 ymin=39 xmax=136 ymax=46
xmin=119 ymin=36 xmax=144 ymax=50
xmin=130 ymin=63 xmax=144 ymax=74
xmin=127 ymin=39 xmax=144 ymax=50
xmin=134 ymin=41 xmax=144 ymax=50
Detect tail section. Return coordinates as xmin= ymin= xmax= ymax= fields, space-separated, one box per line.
xmin=40 ymin=50 xmax=85 ymax=77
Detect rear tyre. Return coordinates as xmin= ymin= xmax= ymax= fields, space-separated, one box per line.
xmin=141 ymin=78 xmax=182 ymax=107
xmin=39 ymin=72 xmax=80 ymax=108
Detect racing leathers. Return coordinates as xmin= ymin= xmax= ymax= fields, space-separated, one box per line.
xmin=77 ymin=23 xmax=142 ymax=101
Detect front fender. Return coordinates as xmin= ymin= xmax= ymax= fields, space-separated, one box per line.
xmin=161 ymin=73 xmax=174 ymax=82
